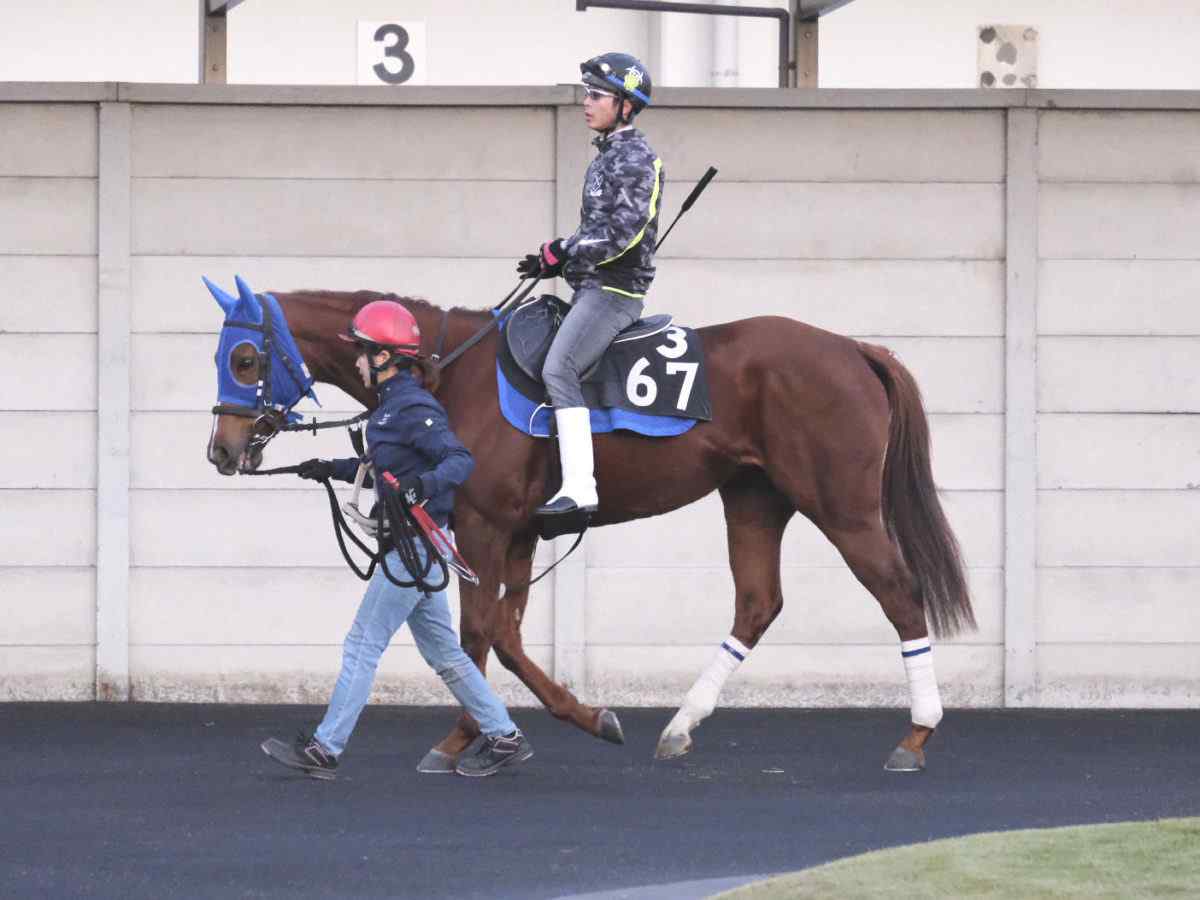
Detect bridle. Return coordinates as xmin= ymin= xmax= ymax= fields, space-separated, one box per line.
xmin=212 ymin=291 xmax=361 ymax=459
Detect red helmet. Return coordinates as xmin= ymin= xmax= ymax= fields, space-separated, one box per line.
xmin=338 ymin=300 xmax=421 ymax=357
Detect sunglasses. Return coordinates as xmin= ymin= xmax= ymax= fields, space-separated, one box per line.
xmin=583 ymin=86 xmax=618 ymax=101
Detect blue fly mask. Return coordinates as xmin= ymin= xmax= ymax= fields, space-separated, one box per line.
xmin=206 ymin=274 xmax=319 ymax=454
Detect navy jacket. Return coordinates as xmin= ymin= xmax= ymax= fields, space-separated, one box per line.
xmin=329 ymin=371 xmax=473 ymax=527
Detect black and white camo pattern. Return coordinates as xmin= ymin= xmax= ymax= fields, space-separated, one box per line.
xmin=562 ymin=127 xmax=664 ymax=297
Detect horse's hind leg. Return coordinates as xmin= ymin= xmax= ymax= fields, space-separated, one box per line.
xmin=655 ymin=470 xmax=793 ymax=760
xmin=490 ymin=533 xmax=625 ymax=745
xmin=822 ymin=519 xmax=941 ymax=772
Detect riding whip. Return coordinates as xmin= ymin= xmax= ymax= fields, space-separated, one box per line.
xmin=654 ymin=165 xmax=717 ymax=252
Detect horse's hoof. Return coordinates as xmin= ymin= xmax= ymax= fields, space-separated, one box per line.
xmin=655 ymin=730 xmax=692 ymax=760
xmin=884 ymin=745 xmax=925 ymax=773
xmin=597 ymin=709 xmax=625 ymax=745
xmin=416 ymin=748 xmax=458 ymax=774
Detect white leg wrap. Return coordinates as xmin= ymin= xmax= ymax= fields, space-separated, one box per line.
xmin=666 ymin=636 xmax=750 ymax=736
xmin=901 ymin=637 xmax=943 ymax=729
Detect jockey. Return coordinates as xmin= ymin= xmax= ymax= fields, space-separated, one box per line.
xmin=261 ymin=300 xmax=533 ymax=779
xmin=518 ymin=52 xmax=664 ymax=519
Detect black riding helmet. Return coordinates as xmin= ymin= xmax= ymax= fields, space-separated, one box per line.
xmin=580 ymin=52 xmax=652 ymax=125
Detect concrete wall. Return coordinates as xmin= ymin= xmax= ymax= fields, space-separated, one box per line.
xmin=0 ymin=99 xmax=101 ymax=699
xmin=1 ymin=83 xmax=1197 ymax=709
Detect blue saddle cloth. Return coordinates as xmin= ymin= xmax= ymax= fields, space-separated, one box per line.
xmin=495 ymin=295 xmax=706 ymax=439
xmin=496 ymin=361 xmax=697 ymax=438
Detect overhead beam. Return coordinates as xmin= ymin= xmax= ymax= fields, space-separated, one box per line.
xmin=578 ymin=0 xmax=791 ymax=88
xmin=797 ymin=0 xmax=855 ymax=16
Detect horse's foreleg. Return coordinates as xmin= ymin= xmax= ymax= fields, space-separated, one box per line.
xmin=491 ymin=536 xmax=625 ymax=745
xmin=656 ymin=473 xmax=793 ymax=760
xmin=825 ymin=521 xmax=940 ymax=772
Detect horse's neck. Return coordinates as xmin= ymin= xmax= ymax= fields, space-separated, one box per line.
xmin=275 ymin=291 xmax=492 ymax=409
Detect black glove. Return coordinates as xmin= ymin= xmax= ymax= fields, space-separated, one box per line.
xmin=296 ymin=458 xmax=334 ymax=481
xmin=396 ymin=474 xmax=427 ymax=506
xmin=383 ymin=471 xmax=427 ymax=506
xmin=515 ymin=238 xmax=567 ymax=278
xmin=516 ymin=253 xmax=541 ymax=278
xmin=538 ymin=239 xmax=567 ymax=277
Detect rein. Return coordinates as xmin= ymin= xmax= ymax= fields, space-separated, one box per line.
xmin=433 ymin=276 xmax=541 ymax=371
xmin=244 ymin=456 xmax=452 ymax=594
xmin=234 ymin=274 xmax=586 ymax=594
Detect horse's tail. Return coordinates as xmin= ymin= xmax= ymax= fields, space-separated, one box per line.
xmin=858 ymin=342 xmax=976 ymax=638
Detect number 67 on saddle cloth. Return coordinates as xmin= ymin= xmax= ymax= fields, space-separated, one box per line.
xmin=381 ymin=471 xmax=480 ymax=586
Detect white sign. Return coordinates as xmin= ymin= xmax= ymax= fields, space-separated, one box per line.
xmin=357 ymin=21 xmax=426 ymax=86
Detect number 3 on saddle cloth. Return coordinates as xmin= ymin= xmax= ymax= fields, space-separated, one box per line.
xmin=496 ymin=294 xmax=713 ymax=439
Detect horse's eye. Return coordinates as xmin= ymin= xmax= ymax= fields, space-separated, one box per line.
xmin=238 ymin=358 xmax=255 ymax=370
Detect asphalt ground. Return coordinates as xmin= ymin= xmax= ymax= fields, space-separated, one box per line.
xmin=3 ymin=704 xmax=1199 ymax=899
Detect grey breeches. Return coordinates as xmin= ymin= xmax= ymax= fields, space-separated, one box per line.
xmin=541 ymin=286 xmax=644 ymax=409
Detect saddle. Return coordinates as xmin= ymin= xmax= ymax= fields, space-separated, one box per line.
xmin=504 ymin=295 xmax=674 ymax=384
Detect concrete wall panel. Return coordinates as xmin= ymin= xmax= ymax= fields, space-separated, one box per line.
xmin=132 ymin=178 xmax=552 ymax=257
xmin=0 ymin=568 xmax=94 ymax=645
xmin=0 ymin=335 xmax=96 ymax=410
xmin=1039 ymin=337 xmax=1200 ymax=412
xmin=132 ymin=334 xmax=359 ymax=412
xmin=1038 ymin=644 xmax=1200 ymax=707
xmin=1039 ymin=491 xmax=1200 ymax=567
xmin=0 ymin=104 xmax=97 ymax=176
xmin=1039 ymin=568 xmax=1200 ymax=643
xmin=0 ymin=491 xmax=95 ymax=566
xmin=133 ymin=256 xmax=505 ymax=333
xmin=1039 ymin=111 xmax=1200 ymax=183
xmin=652 ymin=109 xmax=1005 ymax=182
xmin=131 ymin=490 xmax=555 ymax=568
xmin=1041 ymin=184 xmax=1200 ymax=259
xmin=660 ymin=183 xmax=1004 ymax=261
xmin=0 ymin=179 xmax=97 ymax=254
xmin=0 ymin=647 xmax=95 ymax=700
xmin=1039 ymin=414 xmax=1200 ymax=489
xmin=0 ymin=413 xmax=96 ymax=489
xmin=129 ymin=644 xmax=550 ymax=705
xmin=589 ymin=491 xmax=1002 ymax=570
xmin=586 ymin=566 xmax=1003 ymax=646
xmin=1040 ymin=261 xmax=1200 ymax=335
xmin=0 ymin=257 xmax=97 ymax=333
xmin=867 ymin=337 xmax=1004 ymax=413
xmin=129 ymin=568 xmax=553 ymax=647
xmin=132 ymin=105 xmax=553 ymax=179
xmin=653 ymin=260 xmax=1004 ymax=335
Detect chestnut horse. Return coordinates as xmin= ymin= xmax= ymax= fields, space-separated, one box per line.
xmin=207 ymin=287 xmax=974 ymax=772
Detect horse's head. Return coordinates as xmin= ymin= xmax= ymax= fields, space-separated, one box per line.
xmin=204 ymin=275 xmax=318 ymax=475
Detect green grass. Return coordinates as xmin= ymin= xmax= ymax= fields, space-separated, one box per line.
xmin=715 ymin=818 xmax=1200 ymax=900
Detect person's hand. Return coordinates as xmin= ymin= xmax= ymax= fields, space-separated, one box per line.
xmin=395 ymin=475 xmax=426 ymax=506
xmin=516 ymin=252 xmax=542 ymax=278
xmin=383 ymin=471 xmax=426 ymax=506
xmin=296 ymin=458 xmax=334 ymax=481
xmin=538 ymin=239 xmax=567 ymax=277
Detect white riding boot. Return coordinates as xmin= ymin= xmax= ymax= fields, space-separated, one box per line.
xmin=537 ymin=406 xmax=598 ymax=515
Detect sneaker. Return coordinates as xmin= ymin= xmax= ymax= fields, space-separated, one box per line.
xmin=261 ymin=733 xmax=339 ymax=781
xmin=454 ymin=730 xmax=534 ymax=777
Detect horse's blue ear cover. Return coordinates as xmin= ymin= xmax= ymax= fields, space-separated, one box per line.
xmin=206 ymin=275 xmax=318 ymax=422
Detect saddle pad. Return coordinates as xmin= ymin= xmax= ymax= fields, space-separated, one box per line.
xmin=496 ymin=360 xmax=698 ymax=438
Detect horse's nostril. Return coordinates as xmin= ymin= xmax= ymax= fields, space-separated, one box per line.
xmin=210 ymin=444 xmax=229 ymax=466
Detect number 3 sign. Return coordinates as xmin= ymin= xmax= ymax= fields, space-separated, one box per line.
xmin=357 ymin=22 xmax=427 ymax=85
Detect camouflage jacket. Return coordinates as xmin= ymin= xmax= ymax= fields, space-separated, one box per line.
xmin=562 ymin=127 xmax=664 ymax=299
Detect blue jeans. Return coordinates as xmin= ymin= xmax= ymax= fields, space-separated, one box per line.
xmin=314 ymin=548 xmax=516 ymax=757
xmin=542 ymin=286 xmax=644 ymax=408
